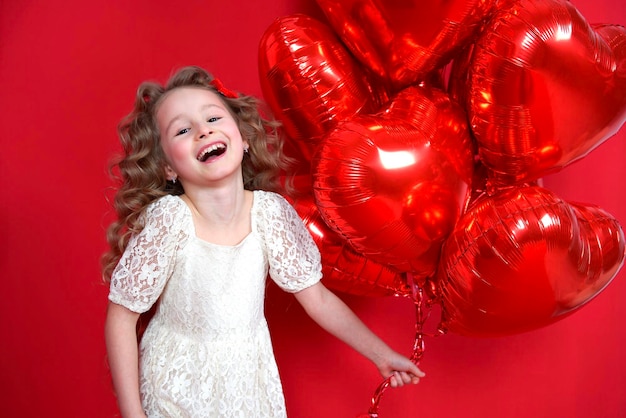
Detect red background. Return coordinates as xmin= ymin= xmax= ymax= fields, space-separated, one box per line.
xmin=1 ymin=1 xmax=625 ymax=417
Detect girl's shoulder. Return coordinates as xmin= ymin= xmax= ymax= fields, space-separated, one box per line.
xmin=252 ymin=190 xmax=304 ymax=231
xmin=253 ymin=189 xmax=288 ymax=204
xmin=141 ymin=194 xmax=189 ymax=226
xmin=145 ymin=193 xmax=185 ymax=212
xmin=253 ymin=190 xmax=294 ymax=215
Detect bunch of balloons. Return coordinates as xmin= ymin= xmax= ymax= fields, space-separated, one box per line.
xmin=258 ymin=0 xmax=626 ymax=340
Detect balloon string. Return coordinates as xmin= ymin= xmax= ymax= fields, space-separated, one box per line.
xmin=361 ymin=276 xmax=429 ymax=417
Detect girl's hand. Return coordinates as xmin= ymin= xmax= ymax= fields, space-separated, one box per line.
xmin=377 ymin=352 xmax=425 ymax=388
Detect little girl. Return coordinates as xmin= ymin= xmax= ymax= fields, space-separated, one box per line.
xmin=102 ymin=66 xmax=424 ymax=417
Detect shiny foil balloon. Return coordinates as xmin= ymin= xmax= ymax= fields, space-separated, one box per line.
xmin=258 ymin=14 xmax=388 ymax=161
xmin=462 ymin=0 xmax=626 ymax=185
xmin=437 ymin=186 xmax=625 ymax=337
xmin=315 ymin=0 xmax=498 ymax=90
xmin=291 ymin=195 xmax=410 ymax=297
xmin=313 ymin=86 xmax=474 ymax=279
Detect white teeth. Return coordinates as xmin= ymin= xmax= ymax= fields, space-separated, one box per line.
xmin=197 ymin=143 xmax=226 ymax=161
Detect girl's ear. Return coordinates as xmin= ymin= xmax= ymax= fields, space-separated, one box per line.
xmin=164 ymin=164 xmax=177 ymax=181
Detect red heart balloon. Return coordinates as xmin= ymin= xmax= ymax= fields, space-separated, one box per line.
xmin=461 ymin=0 xmax=626 ymax=185
xmin=258 ymin=14 xmax=388 ymax=162
xmin=437 ymin=186 xmax=625 ymax=337
xmin=291 ymin=194 xmax=410 ymax=297
xmin=315 ymin=0 xmax=498 ymax=90
xmin=313 ymin=85 xmax=474 ymax=278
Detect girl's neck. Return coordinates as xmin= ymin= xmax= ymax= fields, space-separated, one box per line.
xmin=180 ymin=184 xmax=253 ymax=246
xmin=182 ymin=184 xmax=249 ymax=226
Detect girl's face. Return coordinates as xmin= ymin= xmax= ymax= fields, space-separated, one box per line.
xmin=156 ymin=87 xmax=248 ymax=189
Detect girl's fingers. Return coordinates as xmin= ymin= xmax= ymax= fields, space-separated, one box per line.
xmin=390 ymin=370 xmax=423 ymax=387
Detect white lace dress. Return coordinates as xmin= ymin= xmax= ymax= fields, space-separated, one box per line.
xmin=108 ymin=190 xmax=322 ymax=417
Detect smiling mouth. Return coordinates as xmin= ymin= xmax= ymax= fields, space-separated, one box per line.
xmin=197 ymin=143 xmax=227 ymax=162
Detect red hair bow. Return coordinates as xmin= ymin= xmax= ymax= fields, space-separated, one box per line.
xmin=210 ymin=78 xmax=238 ymax=99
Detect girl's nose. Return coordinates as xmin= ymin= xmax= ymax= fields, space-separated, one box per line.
xmin=198 ymin=124 xmax=213 ymax=139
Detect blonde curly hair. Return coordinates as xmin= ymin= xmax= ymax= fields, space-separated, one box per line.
xmin=101 ymin=66 xmax=292 ymax=282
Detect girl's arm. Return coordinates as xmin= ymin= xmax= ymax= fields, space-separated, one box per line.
xmin=294 ymin=282 xmax=425 ymax=387
xmin=104 ymin=302 xmax=148 ymax=418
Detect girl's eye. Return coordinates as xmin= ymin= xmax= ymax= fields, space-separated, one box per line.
xmin=175 ymin=128 xmax=189 ymax=136
xmin=208 ymin=116 xmax=221 ymax=123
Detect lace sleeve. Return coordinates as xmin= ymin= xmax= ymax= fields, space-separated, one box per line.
xmin=108 ymin=195 xmax=190 ymax=313
xmin=258 ymin=191 xmax=323 ymax=293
